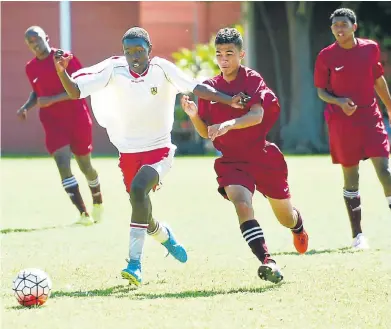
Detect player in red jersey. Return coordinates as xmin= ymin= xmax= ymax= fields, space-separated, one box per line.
xmin=181 ymin=28 xmax=309 ymax=284
xmin=314 ymin=8 xmax=391 ymax=249
xmin=17 ymin=26 xmax=103 ymax=225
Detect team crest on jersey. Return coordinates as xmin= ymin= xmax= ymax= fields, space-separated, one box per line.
xmin=151 ymin=87 xmax=158 ymax=95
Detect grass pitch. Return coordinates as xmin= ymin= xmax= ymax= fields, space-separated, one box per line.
xmin=1 ymin=156 xmax=390 ymax=329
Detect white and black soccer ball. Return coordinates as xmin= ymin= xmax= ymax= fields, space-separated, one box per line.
xmin=12 ymin=268 xmax=52 ymax=307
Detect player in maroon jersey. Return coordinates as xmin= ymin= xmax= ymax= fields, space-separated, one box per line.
xmin=314 ymin=8 xmax=391 ymax=249
xmin=17 ymin=26 xmax=103 ymax=225
xmin=181 ymin=28 xmax=309 ymax=284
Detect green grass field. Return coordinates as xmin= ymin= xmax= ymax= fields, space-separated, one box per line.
xmin=1 ymin=156 xmax=390 ymax=329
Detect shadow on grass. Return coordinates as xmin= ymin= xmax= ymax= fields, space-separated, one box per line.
xmin=273 ymin=247 xmax=380 ymax=256
xmin=50 ymin=282 xmax=286 ymax=300
xmin=1 ymin=224 xmax=85 ymax=234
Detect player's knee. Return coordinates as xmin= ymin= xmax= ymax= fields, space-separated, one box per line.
xmin=129 ymin=182 xmax=148 ymax=202
xmin=377 ymin=165 xmax=391 ymax=185
xmin=276 ymin=211 xmax=296 ymax=228
xmin=79 ymin=163 xmax=94 ymax=176
xmin=232 ymin=199 xmax=253 ymax=217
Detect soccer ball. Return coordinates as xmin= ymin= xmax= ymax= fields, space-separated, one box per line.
xmin=12 ymin=268 xmax=52 ymax=307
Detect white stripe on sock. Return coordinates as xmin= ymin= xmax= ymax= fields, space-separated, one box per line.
xmin=246 ymin=234 xmax=264 ymax=244
xmin=243 ymin=230 xmax=264 ymax=241
xmin=88 ymin=177 xmax=100 ymax=188
xmin=62 ymin=176 xmax=78 ymax=188
xmin=343 ymin=189 xmax=359 ymax=198
xmin=242 ymin=227 xmax=262 ymax=237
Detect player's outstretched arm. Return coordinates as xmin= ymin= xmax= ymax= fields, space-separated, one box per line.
xmin=317 ymin=88 xmax=357 ymax=116
xmin=208 ymin=104 xmax=264 ymax=141
xmin=17 ymin=91 xmax=37 ymax=120
xmin=37 ymin=92 xmax=71 ymax=108
xmin=193 ymin=84 xmax=250 ymax=109
xmin=375 ymin=76 xmax=391 ymax=123
xmin=180 ymin=95 xmax=208 ymax=138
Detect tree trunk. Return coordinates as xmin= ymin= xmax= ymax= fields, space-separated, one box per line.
xmin=282 ymin=1 xmax=326 ymax=153
xmin=257 ymin=2 xmax=287 ymax=128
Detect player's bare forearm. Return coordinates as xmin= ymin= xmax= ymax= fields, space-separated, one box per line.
xmin=21 ymin=91 xmax=37 ymax=111
xmin=375 ymin=76 xmax=391 ymax=113
xmin=227 ymin=105 xmax=264 ymax=130
xmin=52 ymin=92 xmax=71 ymax=103
xmin=189 ymin=114 xmax=208 ymax=138
xmin=56 ymin=71 xmax=81 ymax=99
xmin=317 ymin=88 xmax=343 ymax=106
xmin=193 ymin=84 xmax=232 ymax=105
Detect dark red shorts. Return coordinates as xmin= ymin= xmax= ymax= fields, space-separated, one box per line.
xmin=214 ymin=143 xmax=290 ymax=200
xmin=326 ymin=108 xmax=390 ymax=167
xmin=42 ymin=109 xmax=93 ymax=156
xmin=118 ymin=147 xmax=174 ymax=193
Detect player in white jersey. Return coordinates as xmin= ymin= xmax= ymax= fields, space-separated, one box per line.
xmin=53 ymin=27 xmax=250 ymax=286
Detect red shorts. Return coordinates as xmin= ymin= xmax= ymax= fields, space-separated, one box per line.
xmin=41 ymin=109 xmax=93 ymax=156
xmin=118 ymin=147 xmax=174 ymax=193
xmin=214 ymin=142 xmax=290 ymax=200
xmin=326 ymin=108 xmax=390 ymax=167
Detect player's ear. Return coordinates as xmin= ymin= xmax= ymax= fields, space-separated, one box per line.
xmin=239 ymin=50 xmax=245 ymax=61
xmin=352 ymin=23 xmax=357 ymax=32
xmin=148 ymin=44 xmax=153 ymax=55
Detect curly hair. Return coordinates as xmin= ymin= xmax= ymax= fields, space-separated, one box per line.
xmin=330 ymin=8 xmax=357 ymax=24
xmin=215 ymin=28 xmax=243 ymax=50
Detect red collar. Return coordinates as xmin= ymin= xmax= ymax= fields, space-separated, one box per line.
xmin=129 ymin=65 xmax=150 ymax=78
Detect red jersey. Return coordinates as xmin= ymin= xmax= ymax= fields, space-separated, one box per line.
xmin=25 ymin=48 xmax=89 ymax=124
xmin=198 ymin=66 xmax=280 ymax=159
xmin=314 ymin=38 xmax=384 ymax=119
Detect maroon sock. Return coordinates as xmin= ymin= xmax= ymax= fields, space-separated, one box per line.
xmin=88 ymin=177 xmax=102 ymax=204
xmin=240 ymin=219 xmax=271 ymax=264
xmin=343 ymin=189 xmax=362 ymax=238
xmin=291 ymin=208 xmax=304 ymax=234
xmin=62 ymin=176 xmax=88 ymax=215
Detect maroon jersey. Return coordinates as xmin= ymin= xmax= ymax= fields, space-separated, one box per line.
xmin=25 ymin=48 xmax=90 ymax=125
xmin=314 ymin=38 xmax=384 ymax=120
xmin=198 ymin=66 xmax=280 ymax=159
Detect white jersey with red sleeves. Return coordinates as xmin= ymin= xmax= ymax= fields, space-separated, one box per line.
xmin=71 ymin=56 xmax=198 ymax=153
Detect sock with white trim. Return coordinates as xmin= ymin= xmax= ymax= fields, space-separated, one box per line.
xmin=88 ymin=176 xmax=102 ymax=204
xmin=343 ymin=189 xmax=362 ymax=238
xmin=240 ymin=219 xmax=271 ymax=264
xmin=62 ymin=176 xmax=88 ymax=215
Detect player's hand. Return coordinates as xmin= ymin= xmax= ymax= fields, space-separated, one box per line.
xmin=37 ymin=97 xmax=54 ymax=108
xmin=53 ymin=49 xmax=73 ymax=73
xmin=338 ymin=98 xmax=357 ymax=116
xmin=208 ymin=121 xmax=234 ymax=141
xmin=16 ymin=107 xmax=27 ymax=121
xmin=180 ymin=95 xmax=198 ymax=118
xmin=231 ymin=92 xmax=251 ymax=109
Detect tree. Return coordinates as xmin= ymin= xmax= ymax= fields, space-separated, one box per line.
xmin=281 ymin=1 xmax=326 ymax=153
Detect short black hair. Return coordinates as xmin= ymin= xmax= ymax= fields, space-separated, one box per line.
xmin=215 ymin=28 xmax=243 ymax=50
xmin=330 ymin=8 xmax=357 ymax=24
xmin=122 ymin=27 xmax=151 ymax=47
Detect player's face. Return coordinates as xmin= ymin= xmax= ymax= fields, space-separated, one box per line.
xmin=215 ymin=43 xmax=244 ymax=76
xmin=123 ymin=38 xmax=150 ymax=74
xmin=331 ymin=17 xmax=357 ymax=44
xmin=25 ymin=32 xmax=50 ymax=58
